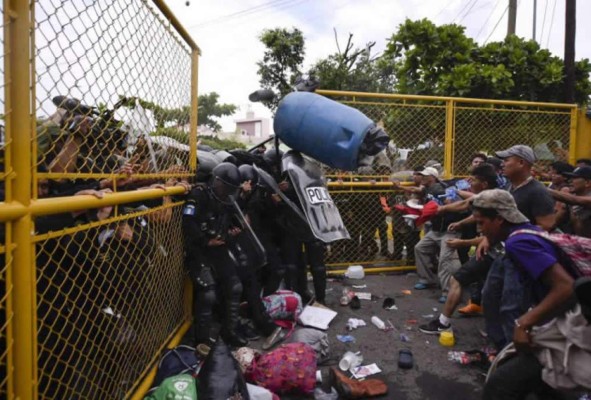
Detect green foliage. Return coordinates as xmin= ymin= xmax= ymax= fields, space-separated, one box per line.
xmin=151 ymin=127 xmax=246 ymax=150
xmin=309 ymin=32 xmax=394 ymax=93
xmin=121 ymin=92 xmax=236 ymax=132
xmin=199 ymin=135 xmax=246 ymax=150
xmin=256 ymin=27 xmax=305 ymax=111
xmin=152 ymin=127 xmax=189 ymax=144
xmin=197 ymin=92 xmax=237 ymax=131
xmin=381 ymin=19 xmax=591 ymax=103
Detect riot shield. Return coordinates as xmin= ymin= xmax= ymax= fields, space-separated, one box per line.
xmin=252 ymin=164 xmax=316 ymax=242
xmin=281 ymin=151 xmax=350 ymax=243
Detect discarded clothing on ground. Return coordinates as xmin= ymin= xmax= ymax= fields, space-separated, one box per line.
xmin=285 ymin=328 xmax=330 ymax=361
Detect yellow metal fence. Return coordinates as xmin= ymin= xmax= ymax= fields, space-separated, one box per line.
xmin=318 ymin=91 xmax=585 ymax=269
xmin=0 ymin=1 xmax=588 ymax=397
xmin=317 ymin=90 xmax=579 ymax=178
xmin=1 ymin=0 xmax=198 ymax=398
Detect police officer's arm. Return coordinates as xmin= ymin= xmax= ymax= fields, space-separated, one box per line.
xmin=549 ymin=188 xmax=591 ymax=208
xmin=182 ymin=189 xmax=212 ymax=248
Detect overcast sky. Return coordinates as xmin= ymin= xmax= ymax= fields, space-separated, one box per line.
xmin=168 ymin=0 xmax=591 ymax=132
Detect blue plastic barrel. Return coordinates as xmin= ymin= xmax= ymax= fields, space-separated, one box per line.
xmin=274 ymin=92 xmax=375 ymax=171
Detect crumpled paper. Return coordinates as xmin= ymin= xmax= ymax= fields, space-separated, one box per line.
xmin=346 ymin=318 xmax=367 ymax=331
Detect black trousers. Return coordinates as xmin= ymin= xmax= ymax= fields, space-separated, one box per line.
xmin=484 ymin=352 xmax=567 ymax=400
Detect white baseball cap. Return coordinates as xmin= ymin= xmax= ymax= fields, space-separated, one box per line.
xmin=419 ymin=167 xmax=439 ymax=178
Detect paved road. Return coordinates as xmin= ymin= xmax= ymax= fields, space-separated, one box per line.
xmin=256 ymin=272 xmax=488 ymax=399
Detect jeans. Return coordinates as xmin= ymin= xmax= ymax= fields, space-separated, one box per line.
xmin=481 ymin=256 xmax=534 ymax=349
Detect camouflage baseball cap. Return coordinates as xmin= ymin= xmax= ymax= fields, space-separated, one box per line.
xmin=471 ymin=189 xmax=529 ymax=224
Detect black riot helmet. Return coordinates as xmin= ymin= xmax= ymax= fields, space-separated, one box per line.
xmin=210 ymin=162 xmax=242 ymax=205
xmin=263 ymin=148 xmax=284 ymax=166
xmin=238 ymin=164 xmax=258 ymax=186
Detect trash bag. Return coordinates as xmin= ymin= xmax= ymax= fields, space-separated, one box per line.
xmin=198 ymin=339 xmax=250 ymax=400
xmin=144 ymin=374 xmax=197 ymax=400
xmin=358 ymin=126 xmax=390 ymax=162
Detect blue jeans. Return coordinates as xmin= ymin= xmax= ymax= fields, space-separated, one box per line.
xmin=481 ymin=256 xmax=534 ymax=349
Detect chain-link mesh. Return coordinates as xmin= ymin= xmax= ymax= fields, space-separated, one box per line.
xmin=0 ymin=0 xmax=5 ymax=182
xmin=34 ymin=0 xmax=193 ymax=188
xmin=0 ymin=1 xmax=11 ymax=397
xmin=35 ymin=202 xmax=187 ymax=399
xmin=453 ymin=104 xmax=572 ymax=175
xmin=326 ymin=187 xmax=418 ymax=267
xmin=318 ymin=92 xmax=575 ymax=178
xmin=0 ymin=233 xmax=12 ymax=399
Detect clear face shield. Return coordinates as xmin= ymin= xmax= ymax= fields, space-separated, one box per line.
xmin=211 ymin=176 xmax=241 ymax=205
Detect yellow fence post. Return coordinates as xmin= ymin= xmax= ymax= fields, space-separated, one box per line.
xmin=8 ymin=0 xmax=36 ymax=398
xmin=189 ymin=50 xmax=199 ymax=173
xmin=444 ymin=100 xmax=455 ymax=178
xmin=574 ymin=108 xmax=590 ymax=161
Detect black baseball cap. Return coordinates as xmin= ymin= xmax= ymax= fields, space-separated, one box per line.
xmin=550 ymin=161 xmax=575 ymax=174
xmin=563 ymin=166 xmax=591 ymax=180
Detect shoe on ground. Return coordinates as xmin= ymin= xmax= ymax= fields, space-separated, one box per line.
xmin=414 ymin=282 xmax=434 ymax=290
xmin=458 ymin=301 xmax=483 ymax=316
xmin=438 ymin=295 xmax=448 ymax=304
xmin=419 ymin=318 xmax=451 ymax=335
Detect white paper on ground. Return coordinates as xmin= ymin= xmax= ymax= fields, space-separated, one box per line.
xmin=298 ymin=305 xmax=338 ymax=330
xmin=352 ymin=363 xmax=382 ymax=379
xmin=247 ymin=383 xmax=274 ymax=400
xmin=354 ymin=292 xmax=372 ymax=300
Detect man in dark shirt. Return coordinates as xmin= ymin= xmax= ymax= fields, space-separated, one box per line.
xmin=495 ymin=145 xmax=556 ymax=230
xmin=549 ymin=166 xmax=591 ymax=238
xmin=478 ymin=145 xmax=556 ymax=349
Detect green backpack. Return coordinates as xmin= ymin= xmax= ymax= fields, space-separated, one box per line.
xmin=144 ymin=374 xmax=198 ymax=400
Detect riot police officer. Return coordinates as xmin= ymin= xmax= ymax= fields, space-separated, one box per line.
xmin=182 ymin=162 xmax=248 ymax=347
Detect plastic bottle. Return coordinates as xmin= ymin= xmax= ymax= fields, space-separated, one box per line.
xmin=345 ymin=265 xmax=365 ymax=279
xmin=371 ymin=316 xmax=386 ymax=330
xmin=447 ymin=351 xmax=482 ymax=365
xmin=340 ymin=288 xmax=355 ymax=306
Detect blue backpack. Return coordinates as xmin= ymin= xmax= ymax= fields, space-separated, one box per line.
xmin=153 ymin=345 xmax=201 ymax=388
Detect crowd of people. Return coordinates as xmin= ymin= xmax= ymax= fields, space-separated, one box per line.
xmin=180 ymin=142 xmax=591 ymax=399
xmin=0 ymin=100 xmax=194 ymax=398
xmin=390 ymin=145 xmax=591 ymax=399
xmin=2 ymin=93 xmax=591 ymax=399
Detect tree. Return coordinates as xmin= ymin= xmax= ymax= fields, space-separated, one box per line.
xmin=125 ymin=92 xmax=236 ymax=132
xmin=256 ymin=28 xmax=305 ymax=110
xmin=309 ymin=31 xmax=394 ymax=93
xmin=380 ymin=18 xmax=591 ymax=103
xmin=197 ymin=92 xmax=237 ymax=132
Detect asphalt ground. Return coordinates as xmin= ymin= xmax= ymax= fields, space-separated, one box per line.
xmin=248 ymin=272 xmax=488 ymax=400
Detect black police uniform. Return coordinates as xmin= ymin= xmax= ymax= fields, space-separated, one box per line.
xmin=182 ymin=170 xmax=247 ymax=347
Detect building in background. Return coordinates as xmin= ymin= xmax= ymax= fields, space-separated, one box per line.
xmin=235 ymin=108 xmax=271 ymax=141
